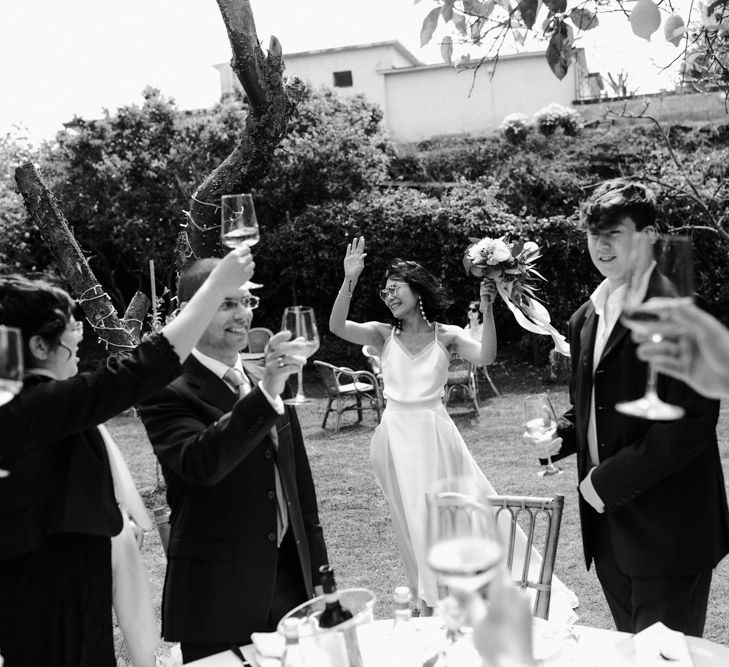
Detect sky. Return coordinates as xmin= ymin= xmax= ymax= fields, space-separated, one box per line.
xmin=1 ymin=0 xmax=687 ymax=144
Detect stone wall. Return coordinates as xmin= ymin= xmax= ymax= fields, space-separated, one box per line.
xmin=574 ymin=90 xmax=728 ymax=125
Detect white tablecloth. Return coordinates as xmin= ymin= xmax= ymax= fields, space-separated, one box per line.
xmin=187 ymin=618 xmax=729 ymax=666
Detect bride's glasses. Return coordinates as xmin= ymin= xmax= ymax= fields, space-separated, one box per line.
xmin=379 ymin=282 xmax=408 ymax=302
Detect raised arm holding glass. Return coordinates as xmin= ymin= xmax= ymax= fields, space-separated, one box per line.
xmin=0 ymin=247 xmax=255 ymax=667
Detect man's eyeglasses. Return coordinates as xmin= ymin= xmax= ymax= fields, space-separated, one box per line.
xmin=219 ymin=295 xmax=260 ymax=311
xmin=379 ymin=282 xmax=408 ymax=301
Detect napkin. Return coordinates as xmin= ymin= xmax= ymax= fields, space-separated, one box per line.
xmin=251 ymin=630 xmax=285 ymax=666
xmin=633 ymin=622 xmax=693 ymax=666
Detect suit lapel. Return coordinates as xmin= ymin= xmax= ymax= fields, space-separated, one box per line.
xmin=577 ymin=305 xmax=597 ymax=446
xmin=183 ymin=356 xmax=236 ymax=412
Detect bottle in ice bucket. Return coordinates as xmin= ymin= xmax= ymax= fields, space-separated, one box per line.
xmin=317 ymin=564 xmax=364 ymax=667
xmin=280 ymin=617 xmax=306 ymax=667
xmin=388 ymin=586 xmax=418 ymax=667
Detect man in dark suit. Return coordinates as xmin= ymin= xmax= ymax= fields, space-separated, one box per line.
xmin=138 ymin=258 xmax=328 ymax=663
xmin=544 ymin=179 xmax=729 ymax=636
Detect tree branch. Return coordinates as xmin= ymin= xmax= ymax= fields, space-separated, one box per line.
xmin=14 ymin=163 xmax=139 ymax=353
xmin=186 ymin=0 xmax=305 ymax=258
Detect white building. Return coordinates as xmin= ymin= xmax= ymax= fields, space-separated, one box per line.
xmin=214 ymin=41 xmax=591 ymax=143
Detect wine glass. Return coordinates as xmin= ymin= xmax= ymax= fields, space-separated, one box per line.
xmin=426 ymin=476 xmax=502 ymax=665
xmin=0 ymin=326 xmax=24 ymax=478
xmin=524 ymin=393 xmax=562 ymax=477
xmin=616 ymin=234 xmax=693 ymax=420
xmin=220 ymin=193 xmax=260 ymax=249
xmin=281 ymin=306 xmax=320 ymax=406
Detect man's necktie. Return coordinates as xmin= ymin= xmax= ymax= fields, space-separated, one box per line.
xmin=224 ymin=366 xmax=289 ymax=545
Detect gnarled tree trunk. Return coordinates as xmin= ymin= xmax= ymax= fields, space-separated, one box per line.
xmin=15 ymin=0 xmax=298 ymax=350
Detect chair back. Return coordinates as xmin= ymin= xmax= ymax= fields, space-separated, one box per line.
xmin=153 ymin=505 xmax=171 ymax=556
xmin=313 ymin=360 xmax=383 ymax=432
xmin=247 ymin=327 xmax=273 ymax=354
xmin=444 ymin=354 xmax=479 ymax=412
xmin=488 ymin=494 xmax=564 ymax=620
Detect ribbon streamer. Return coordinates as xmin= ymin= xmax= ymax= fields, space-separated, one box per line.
xmin=494 ymin=280 xmax=570 ymax=357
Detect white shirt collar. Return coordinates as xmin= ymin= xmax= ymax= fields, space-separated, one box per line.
xmin=589 ymin=260 xmax=656 ymax=317
xmin=191 ymin=347 xmax=244 ymax=380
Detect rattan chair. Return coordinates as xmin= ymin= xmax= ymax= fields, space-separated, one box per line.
xmin=247 ymin=327 xmax=274 ymax=354
xmin=313 ymin=360 xmax=384 ymax=432
xmin=444 ymin=354 xmax=480 ymax=412
xmin=361 ymin=345 xmax=384 ymax=392
xmin=488 ymin=494 xmax=565 ymax=620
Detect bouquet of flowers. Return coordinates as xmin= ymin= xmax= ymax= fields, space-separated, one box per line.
xmin=463 ymin=236 xmax=569 ymax=357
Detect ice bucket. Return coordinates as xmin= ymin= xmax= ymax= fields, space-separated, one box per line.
xmin=277 ymin=587 xmax=376 ymax=667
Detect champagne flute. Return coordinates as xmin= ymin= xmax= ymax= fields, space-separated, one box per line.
xmin=220 ymin=193 xmax=260 ymax=249
xmin=426 ymin=476 xmax=502 ymax=666
xmin=524 ymin=393 xmax=562 ymax=477
xmin=281 ymin=306 xmax=320 ymax=405
xmin=0 ymin=326 xmax=24 ymax=478
xmin=616 ymin=234 xmax=693 ymax=420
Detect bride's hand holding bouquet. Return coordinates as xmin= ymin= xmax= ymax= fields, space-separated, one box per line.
xmin=463 ymin=235 xmax=569 ymax=357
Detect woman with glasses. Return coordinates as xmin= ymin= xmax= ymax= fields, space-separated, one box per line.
xmin=0 ymin=247 xmax=254 ymax=667
xmin=330 ymin=238 xmax=578 ymax=622
xmin=329 ymin=236 xmax=498 ymax=614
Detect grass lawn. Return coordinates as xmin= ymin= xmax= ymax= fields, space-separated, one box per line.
xmin=106 ymin=357 xmax=729 ymax=660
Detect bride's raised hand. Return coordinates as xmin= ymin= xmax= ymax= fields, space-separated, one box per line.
xmin=343 ymin=235 xmax=367 ymax=280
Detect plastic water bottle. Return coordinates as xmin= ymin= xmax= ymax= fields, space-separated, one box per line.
xmin=280 ymin=617 xmax=306 ymax=667
xmin=388 ymin=586 xmax=419 ymax=667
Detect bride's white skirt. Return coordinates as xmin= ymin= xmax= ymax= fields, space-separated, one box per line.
xmin=370 ymin=401 xmax=578 ymax=624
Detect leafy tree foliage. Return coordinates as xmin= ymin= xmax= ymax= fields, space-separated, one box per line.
xmin=12 ymin=86 xmax=392 ymax=315
xmin=418 ymin=0 xmax=729 ymax=97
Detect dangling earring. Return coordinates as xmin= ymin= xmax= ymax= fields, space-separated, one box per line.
xmin=418 ymin=297 xmax=432 ymax=327
xmin=395 ymin=319 xmax=402 ymax=335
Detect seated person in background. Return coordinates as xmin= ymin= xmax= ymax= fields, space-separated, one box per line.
xmin=465 ymin=299 xmax=483 ymax=340
xmin=138 ymin=258 xmax=328 ymax=664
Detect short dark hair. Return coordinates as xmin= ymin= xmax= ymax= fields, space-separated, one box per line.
xmin=379 ymin=259 xmax=453 ymax=321
xmin=0 ymin=274 xmax=75 ymax=367
xmin=177 ymin=258 xmax=221 ymax=304
xmin=580 ymin=179 xmax=661 ymax=233
xmin=468 ymin=300 xmax=483 ymax=324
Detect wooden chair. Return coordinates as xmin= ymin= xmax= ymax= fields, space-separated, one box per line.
xmin=153 ymin=505 xmax=171 ymax=556
xmin=444 ymin=354 xmax=480 ymax=412
xmin=361 ymin=345 xmax=384 ymax=392
xmin=313 ymin=360 xmax=384 ymax=433
xmin=247 ymin=327 xmax=274 ymax=354
xmin=488 ymin=494 xmax=565 ymax=620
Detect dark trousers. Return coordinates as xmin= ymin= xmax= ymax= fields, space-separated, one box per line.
xmin=181 ymin=528 xmax=308 ymax=663
xmin=591 ymin=516 xmax=712 ymax=636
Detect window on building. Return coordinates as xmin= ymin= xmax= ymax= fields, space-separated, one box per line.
xmin=333 ymin=71 xmax=353 ymax=88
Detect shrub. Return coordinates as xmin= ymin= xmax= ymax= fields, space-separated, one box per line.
xmin=533 ymin=103 xmax=584 ymax=137
xmin=499 ymin=112 xmax=530 ymax=144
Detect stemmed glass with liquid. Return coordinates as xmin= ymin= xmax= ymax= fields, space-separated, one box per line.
xmin=0 ymin=326 xmax=24 ymax=477
xmin=616 ymin=234 xmax=693 ymax=420
xmin=524 ymin=393 xmax=562 ymax=477
xmin=220 ymin=193 xmax=260 ymax=250
xmin=426 ymin=476 xmax=503 ymax=666
xmin=281 ymin=306 xmax=320 ymax=405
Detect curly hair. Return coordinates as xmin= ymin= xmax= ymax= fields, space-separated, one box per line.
xmin=580 ymin=178 xmax=662 ymax=233
xmin=378 ymin=259 xmax=453 ymax=323
xmin=0 ymin=274 xmax=75 ymax=367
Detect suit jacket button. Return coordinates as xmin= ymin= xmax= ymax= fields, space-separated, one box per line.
xmin=264 ymin=449 xmax=273 ymax=459
xmin=267 ymin=532 xmax=276 ymax=542
xmin=267 ymin=490 xmax=275 ymax=500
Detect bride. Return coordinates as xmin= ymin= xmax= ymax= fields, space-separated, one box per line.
xmin=329 ymin=236 xmax=578 ymax=622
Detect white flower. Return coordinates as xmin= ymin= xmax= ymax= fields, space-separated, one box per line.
xmin=490 ymin=239 xmax=512 ymax=263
